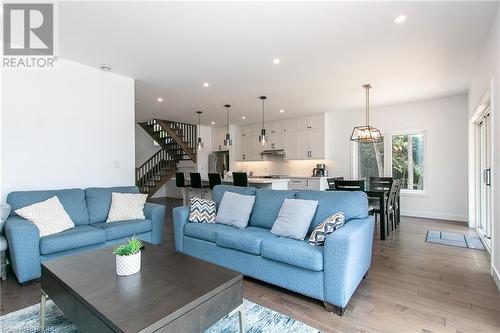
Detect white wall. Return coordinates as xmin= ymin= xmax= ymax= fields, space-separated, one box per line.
xmin=327 ymin=94 xmax=469 ymax=222
xmin=1 ymin=59 xmax=135 ymax=199
xmin=468 ymin=5 xmax=500 ymax=290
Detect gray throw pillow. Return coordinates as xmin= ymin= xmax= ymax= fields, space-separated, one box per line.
xmin=271 ymin=199 xmax=318 ymax=240
xmin=215 ymin=191 xmax=255 ymax=229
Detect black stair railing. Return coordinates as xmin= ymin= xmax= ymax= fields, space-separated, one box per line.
xmin=135 ymin=149 xmax=175 ymax=192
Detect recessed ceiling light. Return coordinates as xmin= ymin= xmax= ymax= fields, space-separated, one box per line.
xmin=203 ymin=82 xmax=210 ymax=87
xmin=272 ymin=58 xmax=280 ymax=65
xmin=211 ymin=121 xmax=215 ymax=125
xmin=157 ymin=97 xmax=163 ymax=102
xmin=241 ymin=116 xmax=246 ymax=120
xmin=99 ymin=64 xmax=112 ymax=71
xmin=279 ymin=109 xmax=285 ymax=113
xmin=394 ymin=15 xmax=406 ymax=24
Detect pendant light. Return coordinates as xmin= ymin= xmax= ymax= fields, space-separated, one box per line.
xmin=223 ymin=104 xmax=232 ymax=146
xmin=258 ymin=96 xmax=267 ymax=146
xmin=350 ymin=84 xmax=383 ymax=143
xmin=195 ymin=111 xmax=204 ymax=150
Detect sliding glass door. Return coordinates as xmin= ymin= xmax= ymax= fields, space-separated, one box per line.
xmin=477 ymin=111 xmax=492 ymax=249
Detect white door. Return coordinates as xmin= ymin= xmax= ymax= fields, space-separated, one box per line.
xmin=477 ymin=111 xmax=492 ymax=249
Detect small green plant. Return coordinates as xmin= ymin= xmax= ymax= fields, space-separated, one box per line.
xmin=113 ymin=236 xmax=143 ymax=256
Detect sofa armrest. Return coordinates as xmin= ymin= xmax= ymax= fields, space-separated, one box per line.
xmin=323 ymin=216 xmax=374 ymax=308
xmin=172 ymin=206 xmax=190 ymax=252
xmin=143 ymin=203 xmax=165 ymax=245
xmin=4 ymin=216 xmax=41 ymax=283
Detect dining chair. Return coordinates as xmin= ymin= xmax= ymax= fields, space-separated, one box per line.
xmin=208 ymin=173 xmax=222 ymax=190
xmin=232 ymin=172 xmax=249 ymax=187
xmin=369 ymin=177 xmax=393 ymax=191
xmin=369 ymin=179 xmax=400 ymax=232
xmin=333 ymin=179 xmax=365 ymax=191
xmin=327 ymin=177 xmax=344 ymax=190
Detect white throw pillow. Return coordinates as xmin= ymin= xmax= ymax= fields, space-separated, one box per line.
xmin=215 ymin=191 xmax=255 ymax=229
xmin=106 ymin=192 xmax=148 ymax=223
xmin=15 ymin=196 xmax=75 ymax=237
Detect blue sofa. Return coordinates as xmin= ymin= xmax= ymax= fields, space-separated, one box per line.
xmin=173 ymin=185 xmax=374 ymax=315
xmin=4 ymin=186 xmax=165 ymax=284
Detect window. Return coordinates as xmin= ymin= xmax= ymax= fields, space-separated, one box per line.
xmin=392 ymin=133 xmax=424 ymax=190
xmin=356 ymin=131 xmax=425 ymax=192
xmin=358 ymin=141 xmax=384 ymax=179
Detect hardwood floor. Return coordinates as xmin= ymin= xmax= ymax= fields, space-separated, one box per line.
xmin=1 ymin=197 xmax=499 ymax=333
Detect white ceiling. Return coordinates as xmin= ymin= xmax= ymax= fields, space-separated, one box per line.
xmin=59 ymin=1 xmax=498 ymax=125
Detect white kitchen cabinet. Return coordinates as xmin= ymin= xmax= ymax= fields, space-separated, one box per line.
xmin=288 ymin=178 xmax=322 ymax=190
xmin=264 ymin=132 xmax=286 ymax=150
xmin=308 ymin=114 xmax=324 ymax=129
xmin=296 ymin=130 xmax=310 ymax=159
xmin=235 ymin=113 xmax=326 ymax=161
xmin=212 ymin=126 xmax=229 ymax=152
xmin=285 ymin=131 xmax=299 ymax=159
xmin=309 ymin=129 xmax=325 ymax=158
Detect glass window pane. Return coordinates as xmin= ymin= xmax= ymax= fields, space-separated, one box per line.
xmin=358 ymin=141 xmax=384 ymax=180
xmin=392 ymin=133 xmax=424 ymax=190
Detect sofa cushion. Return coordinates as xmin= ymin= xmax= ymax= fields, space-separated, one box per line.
xmin=249 ymin=189 xmax=296 ymax=229
xmin=211 ymin=185 xmax=257 ymax=208
xmin=216 ymin=226 xmax=278 ymax=255
xmin=184 ymin=222 xmax=237 ymax=243
xmin=93 ymin=219 xmax=152 ymax=241
xmin=85 ymin=186 xmax=139 ymax=224
xmin=7 ymin=188 xmax=89 ymax=225
xmin=40 ymin=225 xmax=106 ymax=255
xmin=295 ymin=190 xmax=368 ymax=233
xmin=261 ymin=237 xmax=324 ymax=271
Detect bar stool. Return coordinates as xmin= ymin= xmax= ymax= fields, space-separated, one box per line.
xmin=190 ymin=173 xmax=208 ymax=199
xmin=175 ymin=172 xmax=190 ymax=205
xmin=208 ymin=173 xmax=222 ymax=190
xmin=232 ymin=172 xmax=248 ymax=187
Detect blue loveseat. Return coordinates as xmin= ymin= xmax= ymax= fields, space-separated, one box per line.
xmin=173 ymin=185 xmax=374 ymax=315
xmin=4 ymin=186 xmax=165 ymax=283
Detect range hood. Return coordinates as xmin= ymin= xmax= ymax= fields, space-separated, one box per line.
xmin=260 ymin=149 xmax=286 ymax=158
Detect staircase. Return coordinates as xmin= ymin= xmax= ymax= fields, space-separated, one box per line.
xmin=136 ymin=119 xmax=197 ymax=198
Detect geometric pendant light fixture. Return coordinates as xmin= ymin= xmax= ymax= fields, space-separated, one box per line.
xmin=350 ymin=84 xmax=383 ymax=143
xmin=223 ymin=104 xmax=232 ymax=146
xmin=195 ymin=111 xmax=204 ymax=150
xmin=258 ymin=96 xmax=267 ymax=146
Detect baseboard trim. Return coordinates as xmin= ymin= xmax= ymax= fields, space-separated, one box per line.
xmin=492 ymin=264 xmax=500 ymax=292
xmin=401 ymin=210 xmax=467 ymax=223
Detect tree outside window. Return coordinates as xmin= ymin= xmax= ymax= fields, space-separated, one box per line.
xmin=357 ymin=132 xmax=425 ymax=191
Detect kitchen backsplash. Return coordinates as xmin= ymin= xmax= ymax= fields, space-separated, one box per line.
xmin=234 ymin=160 xmax=334 ymax=177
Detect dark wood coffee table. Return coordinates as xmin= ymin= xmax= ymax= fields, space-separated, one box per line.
xmin=40 ymin=243 xmax=243 ymax=332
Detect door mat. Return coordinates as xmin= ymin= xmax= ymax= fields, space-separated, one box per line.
xmin=425 ymin=230 xmax=485 ymax=250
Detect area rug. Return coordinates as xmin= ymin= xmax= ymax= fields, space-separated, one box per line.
xmin=0 ymin=298 xmax=321 ymax=333
xmin=426 ymin=230 xmax=485 ymax=250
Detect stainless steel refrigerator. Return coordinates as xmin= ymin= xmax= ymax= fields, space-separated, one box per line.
xmin=208 ymin=151 xmax=229 ymax=179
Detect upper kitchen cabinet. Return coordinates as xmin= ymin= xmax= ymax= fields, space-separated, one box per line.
xmin=234 ymin=113 xmax=328 ymax=161
xmin=212 ymin=126 xmax=230 ymax=151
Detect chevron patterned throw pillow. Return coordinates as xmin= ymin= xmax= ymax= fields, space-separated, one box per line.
xmin=189 ymin=197 xmax=216 ymax=223
xmin=308 ymin=211 xmax=345 ymax=246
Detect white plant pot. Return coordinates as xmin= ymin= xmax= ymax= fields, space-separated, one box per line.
xmin=115 ymin=251 xmax=141 ymax=276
